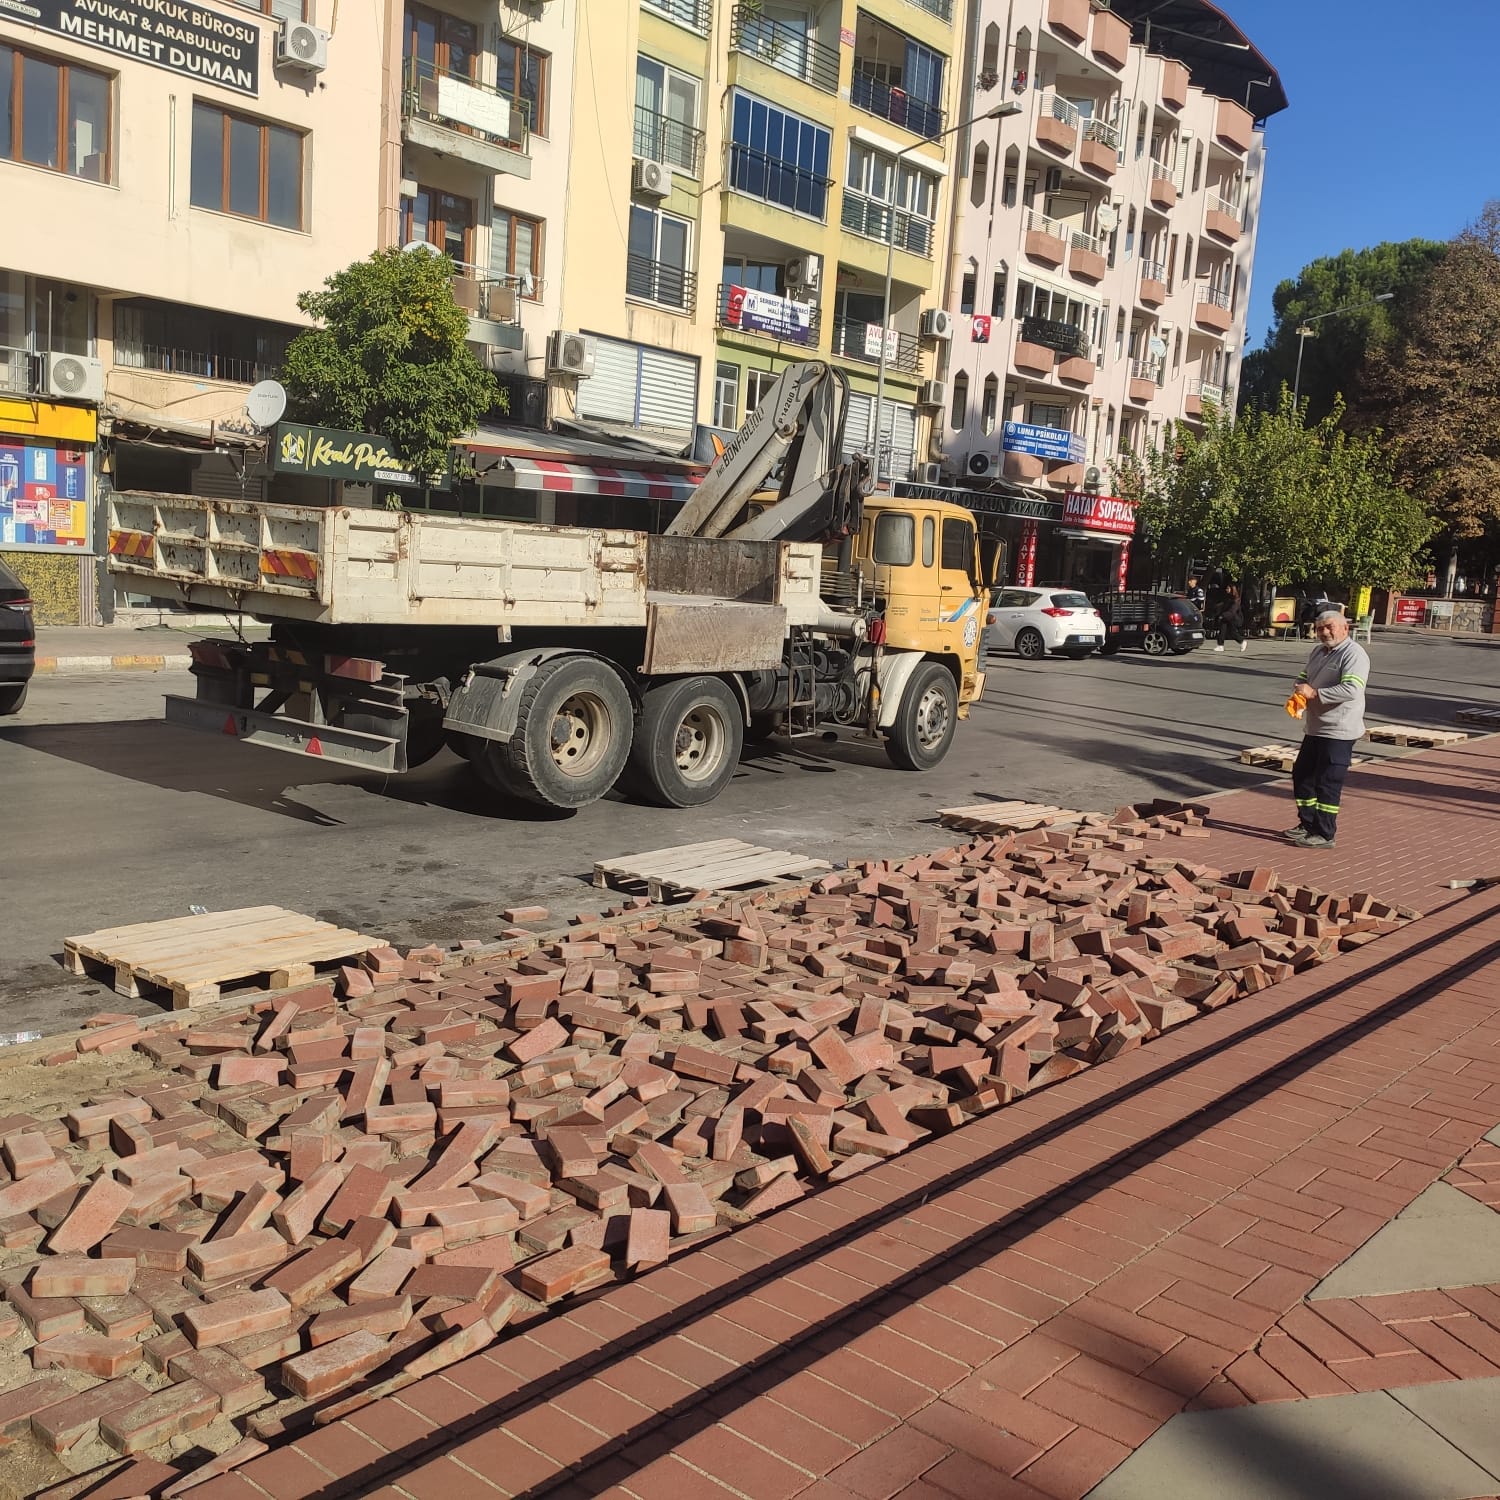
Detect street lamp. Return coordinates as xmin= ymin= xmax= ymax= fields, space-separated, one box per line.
xmin=871 ymin=99 xmax=1023 ymax=485
xmin=1291 ymin=292 xmax=1394 ymax=410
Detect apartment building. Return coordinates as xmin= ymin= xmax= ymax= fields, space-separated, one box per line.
xmin=915 ymin=0 xmax=1283 ymax=593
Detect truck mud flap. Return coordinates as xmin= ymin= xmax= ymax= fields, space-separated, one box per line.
xmin=165 ymin=695 xmax=405 ymax=772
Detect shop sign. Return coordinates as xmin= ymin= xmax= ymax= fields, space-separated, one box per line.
xmin=0 ymin=398 xmax=98 ymax=445
xmin=1115 ymin=540 xmax=1131 ymax=592
xmin=272 ymin=424 xmax=450 ymax=490
xmin=1062 ymin=491 xmax=1136 ymax=535
xmin=23 ymin=0 xmax=261 ymax=97
xmin=1002 ymin=421 xmax=1084 ymax=464
xmin=862 ymin=323 xmax=900 ymax=361
xmin=893 ymin=481 xmax=1059 ymax=522
xmin=722 ymin=286 xmax=813 ymax=344
xmin=0 ymin=439 xmax=91 ymax=550
xmin=1393 ymin=596 xmax=1426 ymax=625
xmin=1017 ymin=519 xmax=1038 ymax=586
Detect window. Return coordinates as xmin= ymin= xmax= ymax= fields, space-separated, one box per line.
xmin=981 ymin=375 xmax=998 ymax=435
xmin=400 ymin=185 xmax=475 ymax=263
xmin=1135 ymin=102 xmax=1148 ymax=160
xmin=950 ymin=371 xmax=967 ymax=430
xmin=490 ymin=209 xmax=543 ymax=295
xmin=1183 ymin=235 xmax=1194 ymax=282
xmin=960 ymin=273 xmax=976 ymax=316
xmin=844 ymin=141 xmax=939 ymax=254
xmin=497 ymin=38 xmax=548 ymax=136
xmin=1029 ymin=402 xmax=1067 ymax=428
xmin=627 ymin=205 xmax=693 ymax=311
xmin=1125 ymin=206 xmax=1136 ymax=258
xmin=405 ymin=5 xmax=477 ymax=78
xmin=970 ymin=141 xmax=988 ymax=208
xmin=1191 ymin=141 xmax=1203 ymax=192
xmin=1 ymin=44 xmax=111 ymax=181
xmin=921 ymin=515 xmax=935 ymax=567
xmin=190 ymin=103 xmax=303 ymax=229
xmin=941 ymin=518 xmax=972 ymax=572
xmin=635 ymin=57 xmax=701 ymax=174
xmin=873 ymin=512 xmax=915 ymax=566
xmin=229 ymin=0 xmax=310 ymax=17
xmin=114 ymin=298 xmax=292 ymax=384
xmin=981 ymin=24 xmax=1001 ymax=77
xmin=728 ymin=91 xmax=831 ymax=220
xmin=713 ymin=362 xmax=740 ymax=429
xmin=990 ymin=271 xmax=1007 ymax=317
xmin=746 ymin=368 xmax=778 ymax=415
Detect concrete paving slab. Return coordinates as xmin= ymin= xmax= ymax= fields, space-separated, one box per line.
xmin=1484 ymin=1124 xmax=1500 ymax=1148
xmin=1085 ymin=1391 xmax=1499 ymax=1500
xmin=1391 ymin=1378 xmax=1500 ymax=1480
xmin=1311 ymin=1183 xmax=1500 ymax=1299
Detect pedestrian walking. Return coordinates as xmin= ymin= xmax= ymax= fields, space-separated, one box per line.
xmin=1282 ymin=607 xmax=1370 ymax=849
xmin=1212 ymin=583 xmax=1247 ymax=654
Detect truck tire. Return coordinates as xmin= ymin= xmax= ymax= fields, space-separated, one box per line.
xmin=624 ymin=675 xmax=744 ymax=808
xmin=477 ymin=656 xmax=632 ymax=809
xmin=884 ymin=662 xmax=957 ymax=772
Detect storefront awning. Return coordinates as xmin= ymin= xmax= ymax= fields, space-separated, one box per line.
xmin=1058 ymin=528 xmax=1130 ymax=545
xmin=494 ymin=457 xmax=698 ymax=502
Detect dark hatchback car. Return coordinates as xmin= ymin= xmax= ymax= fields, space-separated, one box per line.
xmin=0 ymin=559 xmax=35 ymax=715
xmin=1093 ymin=590 xmax=1206 ymax=656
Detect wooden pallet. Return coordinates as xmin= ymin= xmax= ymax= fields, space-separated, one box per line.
xmin=593 ymin=839 xmax=831 ymax=903
xmin=937 ymin=800 xmax=1084 ymax=835
xmin=1456 ymin=707 xmax=1500 ymax=730
xmin=1239 ymin=743 xmax=1304 ymax=772
xmin=1365 ymin=724 xmax=1469 ymax=748
xmin=63 ymin=906 xmax=383 ymax=1009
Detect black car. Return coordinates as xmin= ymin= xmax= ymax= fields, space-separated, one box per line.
xmin=1093 ymin=590 xmax=1206 ymax=656
xmin=0 ymin=560 xmax=35 ymax=715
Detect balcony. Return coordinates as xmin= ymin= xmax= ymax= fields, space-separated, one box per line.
xmin=1057 ymin=354 xmax=1094 ymax=387
xmin=726 ymin=143 xmax=832 ymax=221
xmin=642 ymin=0 xmax=710 ymax=35
xmin=1014 ymin=333 xmax=1055 ymax=377
xmin=450 ymin=266 xmax=528 ymax=351
xmin=1138 ymin=260 xmax=1168 ymax=306
xmin=1022 ymin=314 xmax=1091 ymax=360
xmin=1215 ymin=98 xmax=1254 ymax=155
xmin=1160 ymin=59 xmax=1189 ymax=111
xmin=730 ymin=7 xmax=840 ymax=94
xmin=1024 ymin=208 xmax=1067 ymax=267
xmin=1185 ymin=377 xmax=1225 ymax=419
xmin=1047 ymin=0 xmax=1088 ymax=44
xmin=850 ymin=70 xmax=945 ymax=139
xmin=402 ymin=58 xmax=531 ymax=179
xmin=716 ymin=284 xmax=820 ymax=346
xmin=118 ymin=345 xmax=279 ymax=386
xmin=1091 ymin=8 xmax=1130 ymax=69
xmin=1193 ymin=286 xmax=1233 ymax=334
xmin=1147 ymin=161 xmax=1176 ymax=210
xmin=0 ymin=345 xmax=47 ymax=398
xmin=1067 ymin=228 xmax=1106 ymax=284
xmin=1204 ymin=194 xmax=1242 ymax=244
xmin=1036 ymin=93 xmax=1079 ymax=155
xmin=830 ymin=317 xmax=920 ymax=374
xmin=1080 ymin=118 xmax=1120 ymax=178
xmin=1127 ymin=359 xmax=1160 ymax=406
xmin=902 ymin=0 xmax=952 ymax=20
xmin=841 ymin=192 xmax=934 ymax=258
xmin=634 ymin=104 xmax=706 ymax=177
xmin=626 ymin=257 xmax=698 ymax=316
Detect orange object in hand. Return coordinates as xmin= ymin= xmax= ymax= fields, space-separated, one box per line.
xmin=1285 ymin=690 xmax=1308 ymax=720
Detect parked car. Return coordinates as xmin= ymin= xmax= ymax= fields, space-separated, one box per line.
xmin=0 ymin=560 xmax=35 ymax=715
xmin=1093 ymin=591 xmax=1206 ymax=656
xmin=986 ymin=587 xmax=1104 ymax=660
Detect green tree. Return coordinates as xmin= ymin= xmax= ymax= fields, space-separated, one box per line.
xmin=281 ymin=247 xmax=496 ymax=481
xmin=1238 ymin=239 xmax=1446 ymax=424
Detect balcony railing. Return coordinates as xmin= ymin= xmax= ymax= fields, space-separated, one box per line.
xmin=1083 ymin=117 xmax=1121 ymax=150
xmin=403 ymin=57 xmax=530 ymax=155
xmin=840 ymin=191 xmax=935 ymax=257
xmin=716 ymin=284 xmax=821 ymax=345
xmin=1021 ymin=315 xmax=1090 ymax=359
xmin=1025 ymin=208 xmax=1067 ymax=239
xmin=1190 ymin=377 xmax=1225 ymax=404
xmin=1130 ymin=357 xmax=1162 ymax=384
xmin=626 ymin=256 xmax=698 ymax=314
xmin=633 ymin=104 xmax=706 ymax=176
xmin=1210 ymin=193 xmax=1240 ymax=220
xmin=830 ymin=317 xmax=921 ymax=374
xmin=729 ymin=7 xmax=840 ymax=94
xmin=450 ymin=263 xmax=533 ymax=321
xmin=850 ymin=70 xmax=945 ymax=138
xmin=1070 ymin=227 xmax=1105 ymax=256
xmin=726 ymin=142 xmax=832 ymax=220
xmin=1046 ymin=93 xmax=1083 ymax=130
xmin=641 ymin=0 xmax=710 ymax=34
xmin=1140 ymin=258 xmax=1167 ymax=283
xmin=1150 ymin=159 xmax=1173 ymax=181
xmin=115 ymin=345 xmax=278 ymax=385
xmin=1197 ymin=286 xmax=1232 ymax=310
xmin=900 ymin=0 xmax=952 ymax=21
xmin=0 ymin=345 xmax=46 ymax=397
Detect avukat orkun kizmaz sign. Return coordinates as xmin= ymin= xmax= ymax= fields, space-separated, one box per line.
xmin=15 ymin=0 xmax=261 ymax=97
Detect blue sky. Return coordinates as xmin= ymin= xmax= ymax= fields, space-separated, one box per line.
xmin=1240 ymin=0 xmax=1500 ymax=349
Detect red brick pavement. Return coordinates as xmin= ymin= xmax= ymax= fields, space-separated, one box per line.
xmin=74 ymin=738 xmax=1500 ymax=1500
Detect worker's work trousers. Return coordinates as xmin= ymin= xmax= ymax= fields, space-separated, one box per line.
xmin=1292 ymin=736 xmax=1354 ymax=841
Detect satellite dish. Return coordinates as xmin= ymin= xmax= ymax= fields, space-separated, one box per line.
xmin=245 ymin=380 xmax=287 ymax=431
xmin=403 ymin=240 xmax=445 ymax=257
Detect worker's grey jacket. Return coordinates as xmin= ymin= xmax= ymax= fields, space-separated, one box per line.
xmin=1296 ymin=637 xmax=1370 ymax=740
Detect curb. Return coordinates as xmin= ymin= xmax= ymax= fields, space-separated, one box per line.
xmin=32 ymin=653 xmax=188 ymax=674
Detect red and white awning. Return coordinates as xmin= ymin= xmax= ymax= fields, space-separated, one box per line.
xmin=498 ymin=457 xmax=697 ymax=501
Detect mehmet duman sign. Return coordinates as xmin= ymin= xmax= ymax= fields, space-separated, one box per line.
xmin=9 ymin=0 xmax=261 ymax=97
xmin=273 ymin=424 xmax=452 ymax=491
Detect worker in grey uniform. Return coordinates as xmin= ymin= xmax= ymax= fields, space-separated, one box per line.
xmin=1283 ymin=607 xmax=1370 ymax=848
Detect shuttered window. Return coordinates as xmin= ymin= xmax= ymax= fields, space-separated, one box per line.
xmin=576 ymin=336 xmax=698 ymax=435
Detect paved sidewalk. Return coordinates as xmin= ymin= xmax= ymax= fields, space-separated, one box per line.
xmin=53 ymin=738 xmax=1500 ymax=1500
xmin=32 ymin=621 xmax=267 ymax=673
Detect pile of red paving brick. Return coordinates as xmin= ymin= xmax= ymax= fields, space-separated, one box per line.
xmin=0 ymin=803 xmax=1411 ymax=1490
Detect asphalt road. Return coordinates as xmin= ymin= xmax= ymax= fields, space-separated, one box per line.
xmin=4 ymin=631 xmax=1496 ymax=1034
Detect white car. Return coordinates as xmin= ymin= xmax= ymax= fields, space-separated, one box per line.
xmin=986 ymin=587 xmax=1105 ymax=661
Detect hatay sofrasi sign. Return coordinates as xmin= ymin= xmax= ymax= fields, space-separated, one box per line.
xmin=9 ymin=0 xmax=261 ymax=96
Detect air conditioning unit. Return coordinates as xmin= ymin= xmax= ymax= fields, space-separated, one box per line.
xmin=277 ymin=20 xmax=329 ymax=72
xmin=917 ymin=379 xmax=946 ymax=407
xmin=1044 ymin=167 xmax=1064 ymax=193
xmin=967 ymin=452 xmax=993 ymax=478
xmin=785 ymin=255 xmax=821 ymax=293
xmin=46 ymin=354 xmax=104 ymax=403
xmin=548 ymin=330 xmax=597 ymax=378
xmin=633 ymin=159 xmax=673 ymax=198
xmin=920 ymin=308 xmax=954 ymax=341
xmin=918 ymin=461 xmax=944 ymax=484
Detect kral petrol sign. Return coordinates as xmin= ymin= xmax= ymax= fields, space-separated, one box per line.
xmin=1062 ymin=492 xmax=1137 ymax=536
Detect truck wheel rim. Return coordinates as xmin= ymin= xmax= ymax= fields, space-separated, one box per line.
xmin=550 ymin=693 xmax=611 ymax=776
xmin=915 ymin=684 xmax=950 ymax=749
xmin=675 ymin=705 xmax=726 ymax=783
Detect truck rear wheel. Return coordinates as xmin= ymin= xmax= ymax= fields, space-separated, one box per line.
xmin=477 ymin=657 xmax=632 ymax=809
xmin=884 ymin=662 xmax=956 ymax=771
xmin=624 ymin=675 xmax=743 ymax=808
